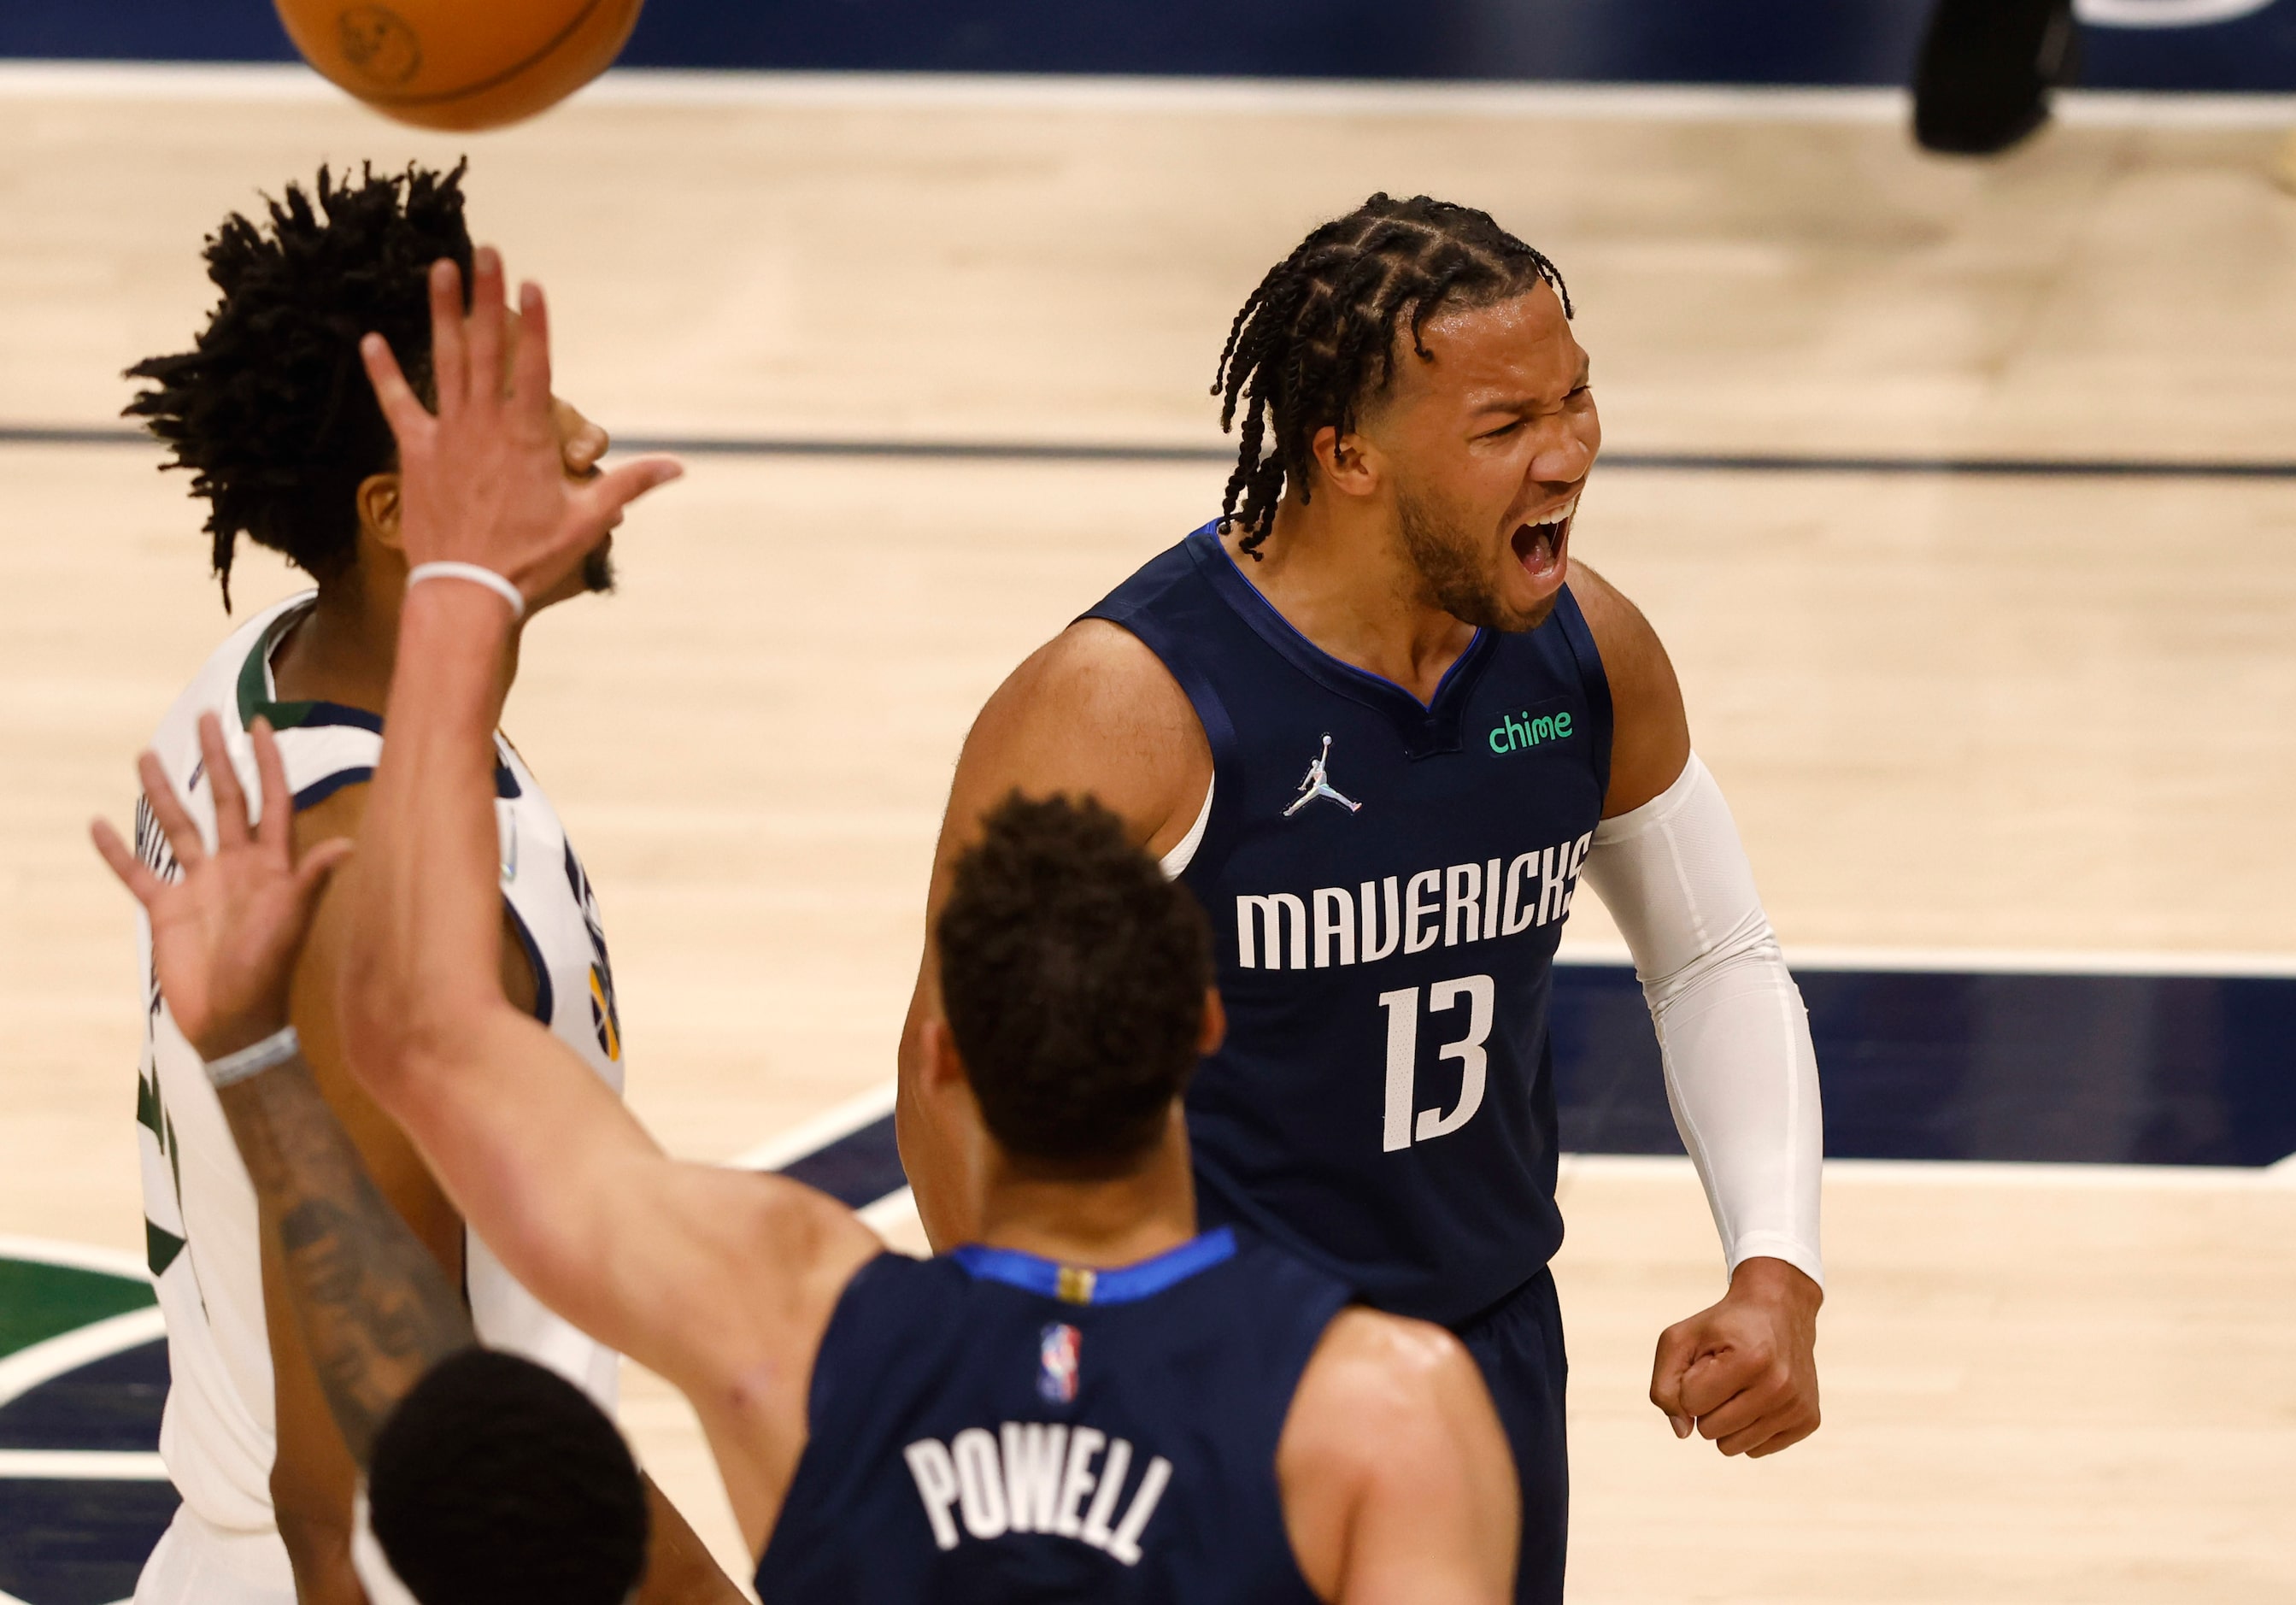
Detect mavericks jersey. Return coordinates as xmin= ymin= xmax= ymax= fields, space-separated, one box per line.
xmin=132 ymin=592 xmax=628 ymax=1543
xmin=755 ymin=1227 xmax=1348 ymax=1603
xmin=1086 ymin=525 xmax=1612 ymax=1326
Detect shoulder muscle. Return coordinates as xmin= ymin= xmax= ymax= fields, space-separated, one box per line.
xmin=1568 ymin=560 xmax=1690 ymax=816
xmin=946 ymin=619 xmax=1209 ymax=861
xmin=1278 ymin=1308 xmax=1517 ymax=1604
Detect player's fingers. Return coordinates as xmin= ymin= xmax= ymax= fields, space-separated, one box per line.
xmin=1744 ymin=1413 xmax=1820 ymax=1459
xmin=1647 ymin=1321 xmax=1698 ymax=1437
xmin=361 ymin=333 xmax=431 ymax=443
xmin=1678 ymin=1346 xmax=1765 ymax=1420
xmin=557 ymin=400 xmax=607 ymax=478
xmin=248 ymin=719 xmax=292 ymax=855
xmin=90 ymin=818 xmax=165 ymax=907
xmin=1689 ymin=1379 xmax=1770 ymax=1444
xmin=513 ymin=280 xmax=554 ymax=426
xmin=579 ymin=456 xmax=684 ymax=532
xmin=427 ymin=257 xmax=468 ymax=413
xmin=138 ymin=750 xmax=205 ymax=868
xmin=466 ymin=247 xmax=507 ymax=409
xmin=198 ymin=713 xmax=250 ymax=847
xmin=292 ymin=838 xmax=355 ymax=908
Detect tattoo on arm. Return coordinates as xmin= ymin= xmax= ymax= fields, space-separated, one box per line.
xmin=217 ymin=1056 xmax=476 ymax=1464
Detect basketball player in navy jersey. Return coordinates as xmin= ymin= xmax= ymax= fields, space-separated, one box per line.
xmin=895 ymin=195 xmax=1827 ymax=1602
xmin=115 ymin=248 xmax=1521 ymax=1601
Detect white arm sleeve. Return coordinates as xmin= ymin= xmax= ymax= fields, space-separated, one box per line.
xmin=1579 ymin=753 xmax=1823 ymax=1288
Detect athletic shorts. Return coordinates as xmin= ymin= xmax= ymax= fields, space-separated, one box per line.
xmin=1453 ymin=1267 xmax=1570 ymax=1605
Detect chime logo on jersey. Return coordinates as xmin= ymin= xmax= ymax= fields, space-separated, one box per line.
xmin=1037 ymin=1322 xmax=1081 ymax=1404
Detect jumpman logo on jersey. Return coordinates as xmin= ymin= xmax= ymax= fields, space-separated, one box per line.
xmin=1284 ymin=734 xmax=1362 ymax=817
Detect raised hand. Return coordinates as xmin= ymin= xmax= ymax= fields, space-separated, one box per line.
xmin=360 ymin=248 xmax=682 ymax=611
xmin=91 ymin=714 xmax=352 ymax=1061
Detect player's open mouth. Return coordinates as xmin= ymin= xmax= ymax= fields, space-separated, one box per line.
xmin=1510 ymin=496 xmax=1577 ymax=582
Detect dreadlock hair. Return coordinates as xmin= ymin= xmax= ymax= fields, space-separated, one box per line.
xmin=124 ymin=162 xmax=473 ymax=609
xmin=1211 ymin=193 xmax=1573 ymax=559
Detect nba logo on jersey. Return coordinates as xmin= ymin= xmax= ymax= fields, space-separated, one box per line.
xmin=1037 ymin=1322 xmax=1081 ymax=1404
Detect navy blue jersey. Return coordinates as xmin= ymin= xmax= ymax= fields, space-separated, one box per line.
xmin=755 ymin=1226 xmax=1348 ymax=1604
xmin=1085 ymin=525 xmax=1612 ymax=1326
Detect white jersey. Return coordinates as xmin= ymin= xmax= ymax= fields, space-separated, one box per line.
xmin=131 ymin=592 xmax=628 ymax=1587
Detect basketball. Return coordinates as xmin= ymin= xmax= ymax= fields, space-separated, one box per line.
xmin=271 ymin=0 xmax=643 ymax=131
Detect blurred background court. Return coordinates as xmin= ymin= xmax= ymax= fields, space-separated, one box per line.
xmin=2 ymin=3 xmax=2293 ymax=1601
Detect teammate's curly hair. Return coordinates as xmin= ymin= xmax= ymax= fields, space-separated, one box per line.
xmin=937 ymin=794 xmax=1212 ymax=1173
xmin=124 ymin=162 xmax=473 ymax=609
xmin=1213 ymin=193 xmax=1571 ymax=559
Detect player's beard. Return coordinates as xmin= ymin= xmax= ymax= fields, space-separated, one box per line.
xmin=1397 ymin=485 xmax=1510 ymax=632
xmin=581 ymin=544 xmax=616 ymax=595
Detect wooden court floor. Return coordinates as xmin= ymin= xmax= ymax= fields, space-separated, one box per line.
xmin=1 ymin=68 xmax=2292 ymax=1601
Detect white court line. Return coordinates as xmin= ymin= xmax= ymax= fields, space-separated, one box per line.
xmin=726 ymin=1080 xmax=895 ymax=1172
xmin=1554 ymin=943 xmax=2296 ymax=977
xmin=0 ymin=62 xmax=2292 ymax=129
xmin=0 ymin=1449 xmax=169 ymax=1482
xmin=1562 ymin=1152 xmax=2296 ymax=1191
xmin=0 ymin=1236 xmax=153 ymax=1284
xmin=857 ymin=1188 xmax=919 ymax=1232
xmin=0 ymin=1308 xmax=168 ymax=1413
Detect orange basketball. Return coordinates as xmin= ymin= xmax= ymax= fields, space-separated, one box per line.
xmin=273 ymin=0 xmax=644 ymax=131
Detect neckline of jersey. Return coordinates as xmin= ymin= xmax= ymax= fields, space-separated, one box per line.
xmin=1189 ymin=524 xmax=1495 ymax=741
xmin=235 ymin=594 xmax=525 ymax=800
xmin=234 ymin=596 xmax=383 ymax=735
xmin=951 ymin=1226 xmax=1238 ymax=1306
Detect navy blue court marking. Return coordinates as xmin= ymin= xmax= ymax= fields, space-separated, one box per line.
xmin=767 ymin=963 xmax=2296 ymax=1211
xmin=3 ymin=0 xmax=2294 ymax=91
xmin=9 ymin=424 xmax=2296 ymax=480
xmin=0 ymin=1338 xmax=173 ymax=1605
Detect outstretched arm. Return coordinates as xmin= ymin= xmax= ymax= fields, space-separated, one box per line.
xmin=96 ymin=712 xmax=467 ymax=1465
xmin=98 ymin=714 xmax=748 ymax=1601
xmin=341 ymin=250 xmax=876 ymax=1548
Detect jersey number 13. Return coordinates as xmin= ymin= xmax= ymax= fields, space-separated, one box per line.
xmin=1377 ymin=977 xmax=1494 ymax=1152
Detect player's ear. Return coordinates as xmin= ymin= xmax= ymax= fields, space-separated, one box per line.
xmin=918 ymin=1015 xmax=966 ymax=1094
xmin=357 ymin=472 xmax=403 ymax=550
xmin=1308 ymin=426 xmax=1379 ymax=500
xmin=1196 ymin=988 xmax=1227 ymax=1057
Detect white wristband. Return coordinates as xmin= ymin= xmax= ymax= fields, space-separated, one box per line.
xmin=204 ymin=1025 xmax=302 ymax=1089
xmin=407 ymin=561 xmax=526 ymax=621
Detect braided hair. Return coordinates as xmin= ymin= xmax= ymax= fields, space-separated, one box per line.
xmin=1212 ymin=194 xmax=1571 ymax=559
xmin=125 ymin=162 xmax=473 ymax=609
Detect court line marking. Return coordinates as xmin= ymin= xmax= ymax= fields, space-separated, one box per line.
xmin=0 ymin=1236 xmax=153 ymax=1284
xmin=726 ymin=1080 xmax=896 ymax=1172
xmin=9 ymin=425 xmax=2296 ymax=481
xmin=1 ymin=62 xmax=2293 ymax=128
xmin=1553 ymin=944 xmax=2296 ymax=977
xmin=1564 ymin=1152 xmax=2296 ymax=1191
xmin=0 ymin=1450 xmax=169 ymax=1482
xmin=738 ymin=1079 xmax=2296 ymax=1202
xmin=0 ymin=1308 xmax=168 ymax=1414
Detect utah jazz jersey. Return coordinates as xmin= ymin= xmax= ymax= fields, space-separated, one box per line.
xmin=755 ymin=1227 xmax=1348 ymax=1603
xmin=131 ymin=593 xmax=627 ymax=1557
xmin=1085 ymin=525 xmax=1612 ymax=1326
